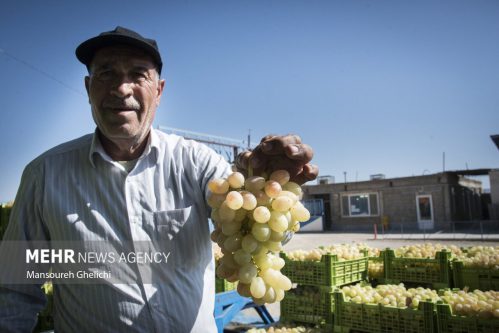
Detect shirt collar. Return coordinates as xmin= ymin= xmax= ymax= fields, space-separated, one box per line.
xmin=88 ymin=128 xmax=160 ymax=168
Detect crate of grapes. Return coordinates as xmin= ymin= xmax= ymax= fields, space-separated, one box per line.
xmin=333 ymin=290 xmax=436 ymax=333
xmin=436 ymin=302 xmax=499 ymax=333
xmin=452 ymin=260 xmax=499 ymax=291
xmin=280 ymin=251 xmax=368 ymax=288
xmin=382 ymin=249 xmax=452 ymax=289
xmin=280 ymin=286 xmax=334 ymax=327
xmin=215 ymin=277 xmax=236 ymax=293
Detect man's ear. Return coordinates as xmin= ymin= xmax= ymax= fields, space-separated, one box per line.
xmin=156 ymin=79 xmax=166 ymax=106
xmin=84 ymin=76 xmax=90 ymax=104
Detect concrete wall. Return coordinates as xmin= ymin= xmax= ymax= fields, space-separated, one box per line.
xmin=304 ymin=173 xmax=481 ymax=232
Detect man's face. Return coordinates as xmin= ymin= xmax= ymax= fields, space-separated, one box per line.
xmin=85 ymin=46 xmax=165 ymax=144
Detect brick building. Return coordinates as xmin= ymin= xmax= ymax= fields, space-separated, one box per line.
xmin=303 ymin=171 xmax=487 ymax=232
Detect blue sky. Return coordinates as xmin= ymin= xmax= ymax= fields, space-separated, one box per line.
xmin=1 ymin=0 xmax=498 ymax=202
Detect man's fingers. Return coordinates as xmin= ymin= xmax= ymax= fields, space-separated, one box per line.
xmin=260 ymin=134 xmax=277 ymax=143
xmin=284 ymin=143 xmax=314 ymax=163
xmin=259 ymin=135 xmax=302 ymax=155
xmin=235 ymin=151 xmax=252 ymax=171
xmin=303 ymin=163 xmax=319 ymax=180
xmin=290 ymin=164 xmax=319 ymax=185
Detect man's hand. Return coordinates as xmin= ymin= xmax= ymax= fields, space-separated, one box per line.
xmin=235 ymin=134 xmax=319 ymax=185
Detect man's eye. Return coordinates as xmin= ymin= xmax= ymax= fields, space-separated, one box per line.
xmin=132 ymin=72 xmax=148 ymax=80
xmin=96 ymin=71 xmax=113 ymax=80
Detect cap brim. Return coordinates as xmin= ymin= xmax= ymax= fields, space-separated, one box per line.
xmin=75 ymin=35 xmax=162 ymax=73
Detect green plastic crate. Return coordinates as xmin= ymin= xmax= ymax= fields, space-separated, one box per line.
xmin=436 ymin=302 xmax=499 ymax=333
xmin=215 ymin=276 xmax=236 ymax=293
xmin=382 ymin=249 xmax=452 ymax=289
xmin=280 ymin=251 xmax=369 ymax=288
xmin=333 ymin=290 xmax=436 ymax=333
xmin=280 ymin=286 xmax=334 ymax=327
xmin=452 ymin=260 xmax=499 ymax=291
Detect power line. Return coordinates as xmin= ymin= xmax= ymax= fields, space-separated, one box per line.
xmin=0 ymin=47 xmax=85 ymax=96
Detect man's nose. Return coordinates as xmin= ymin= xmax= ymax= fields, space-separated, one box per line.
xmin=110 ymin=79 xmax=133 ymax=98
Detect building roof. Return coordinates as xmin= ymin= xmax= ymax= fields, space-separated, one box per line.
xmin=444 ymin=169 xmax=492 ymax=176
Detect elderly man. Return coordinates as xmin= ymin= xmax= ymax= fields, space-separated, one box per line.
xmin=0 ymin=27 xmax=317 ymax=332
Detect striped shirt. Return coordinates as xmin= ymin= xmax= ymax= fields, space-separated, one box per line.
xmin=0 ymin=128 xmax=231 ymax=333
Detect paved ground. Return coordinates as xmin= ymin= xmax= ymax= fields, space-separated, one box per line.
xmin=227 ymin=231 xmax=499 ymax=332
xmin=283 ymin=232 xmax=499 ymax=251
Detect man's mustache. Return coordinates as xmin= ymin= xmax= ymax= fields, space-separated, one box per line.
xmin=102 ymin=99 xmax=141 ymax=110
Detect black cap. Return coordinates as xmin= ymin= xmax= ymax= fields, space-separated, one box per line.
xmin=75 ymin=26 xmax=162 ymax=74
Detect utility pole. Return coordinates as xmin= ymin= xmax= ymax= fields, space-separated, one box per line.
xmin=443 ymin=152 xmax=445 ymax=172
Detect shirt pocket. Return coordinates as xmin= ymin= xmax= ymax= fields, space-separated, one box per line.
xmin=154 ymin=206 xmax=192 ymax=240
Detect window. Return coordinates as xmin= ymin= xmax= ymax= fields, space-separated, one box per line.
xmin=342 ymin=193 xmax=379 ymax=217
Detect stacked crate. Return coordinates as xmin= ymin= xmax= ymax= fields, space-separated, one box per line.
xmin=279 ymin=251 xmax=369 ymax=329
xmin=333 ymin=289 xmax=436 ymax=333
xmin=380 ymin=248 xmax=453 ymax=289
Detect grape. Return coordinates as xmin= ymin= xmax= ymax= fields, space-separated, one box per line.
xmin=210 ymin=229 xmax=220 ymax=242
xmin=226 ymin=191 xmax=244 ymax=210
xmin=278 ymin=274 xmax=292 ymax=291
xmin=271 ymin=257 xmax=285 ymax=270
xmin=263 ymin=286 xmax=277 ymax=303
xmin=245 ymin=176 xmax=266 ymax=193
xmin=239 ymin=263 xmax=258 ymax=284
xmin=241 ymin=234 xmax=259 ymax=253
xmin=221 ymin=220 xmax=242 ymax=236
xmin=219 ymin=202 xmax=236 ymax=222
xmin=208 ymin=178 xmax=229 ymax=194
xmin=290 ymin=203 xmax=310 ymax=222
xmin=264 ymin=180 xmax=282 ymax=198
xmin=268 ymin=211 xmax=288 ymax=233
xmin=223 ymin=233 xmax=243 ymax=252
xmin=251 ymin=223 xmax=271 ymax=242
xmin=272 ymin=196 xmax=293 ymax=212
xmin=250 ymin=276 xmax=266 ymax=298
xmin=233 ymin=209 xmax=247 ymax=222
xmin=219 ymin=252 xmax=238 ymax=270
xmin=210 ymin=209 xmax=221 ymax=225
xmin=241 ymin=191 xmax=257 ymax=210
xmin=227 ymin=172 xmax=245 ymax=189
xmin=275 ymin=288 xmax=285 ymax=302
xmin=269 ymin=170 xmax=290 ymax=186
xmin=269 ymin=230 xmax=285 ymax=242
xmin=264 ymin=240 xmax=283 ymax=253
xmin=207 ymin=192 xmax=226 ymax=208
xmin=233 ymin=249 xmax=252 ymax=265
xmin=254 ymin=191 xmax=272 ymax=206
xmin=253 ymin=206 xmax=271 ymax=223
xmin=254 ymin=253 xmax=273 ymax=271
xmin=279 ymin=191 xmax=298 ymax=203
xmin=282 ymin=181 xmax=302 ymax=198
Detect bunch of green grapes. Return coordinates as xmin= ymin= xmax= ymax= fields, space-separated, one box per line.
xmin=285 ymin=243 xmax=372 ymax=262
xmin=394 ymin=243 xmax=462 ymax=258
xmin=208 ymin=169 xmax=310 ymax=304
xmin=341 ymin=283 xmax=440 ymax=309
xmin=456 ymin=246 xmax=499 ymax=269
xmin=247 ymin=326 xmax=325 ymax=333
xmin=440 ymin=289 xmax=499 ymax=318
